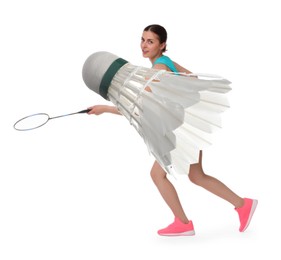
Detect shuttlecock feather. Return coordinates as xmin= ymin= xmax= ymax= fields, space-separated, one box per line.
xmin=82 ymin=51 xmax=231 ymax=176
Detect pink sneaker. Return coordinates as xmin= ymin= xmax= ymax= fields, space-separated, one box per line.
xmin=157 ymin=218 xmax=195 ymax=236
xmin=235 ymin=198 xmax=258 ymax=232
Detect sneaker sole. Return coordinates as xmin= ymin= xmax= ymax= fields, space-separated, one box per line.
xmin=240 ymin=199 xmax=258 ymax=232
xmin=158 ymin=230 xmax=195 ymax=236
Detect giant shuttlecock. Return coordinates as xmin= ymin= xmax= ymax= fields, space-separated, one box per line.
xmin=82 ymin=51 xmax=231 ymax=176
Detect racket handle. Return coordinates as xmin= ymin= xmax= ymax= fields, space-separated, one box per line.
xmin=78 ymin=108 xmax=92 ymax=114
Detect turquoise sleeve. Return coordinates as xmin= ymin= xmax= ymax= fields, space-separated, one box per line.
xmin=153 ymin=56 xmax=178 ymax=72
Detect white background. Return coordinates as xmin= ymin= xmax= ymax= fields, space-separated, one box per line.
xmin=1 ymin=0 xmax=280 ymax=259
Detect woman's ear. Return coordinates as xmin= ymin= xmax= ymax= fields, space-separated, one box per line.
xmin=160 ymin=42 xmax=166 ymax=52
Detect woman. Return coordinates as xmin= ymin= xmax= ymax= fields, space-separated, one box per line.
xmin=87 ymin=24 xmax=258 ymax=236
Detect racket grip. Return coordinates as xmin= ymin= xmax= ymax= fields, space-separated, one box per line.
xmin=78 ymin=108 xmax=92 ymax=114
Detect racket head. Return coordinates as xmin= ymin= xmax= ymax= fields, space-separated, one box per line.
xmin=13 ymin=113 xmax=50 ymax=131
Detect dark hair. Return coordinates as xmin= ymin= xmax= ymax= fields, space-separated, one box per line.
xmin=144 ymin=24 xmax=167 ymax=52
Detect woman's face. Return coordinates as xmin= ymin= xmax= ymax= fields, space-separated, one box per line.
xmin=141 ymin=31 xmax=165 ymax=60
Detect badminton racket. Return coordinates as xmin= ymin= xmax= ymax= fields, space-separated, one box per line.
xmin=13 ymin=108 xmax=91 ymax=131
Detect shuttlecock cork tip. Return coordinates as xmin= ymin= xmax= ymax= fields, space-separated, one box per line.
xmin=82 ymin=51 xmax=128 ymax=99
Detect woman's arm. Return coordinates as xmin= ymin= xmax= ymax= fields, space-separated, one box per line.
xmin=173 ymin=61 xmax=192 ymax=74
xmin=87 ymin=105 xmax=121 ymax=115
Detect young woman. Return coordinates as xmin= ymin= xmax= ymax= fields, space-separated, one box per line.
xmin=87 ymin=24 xmax=258 ymax=236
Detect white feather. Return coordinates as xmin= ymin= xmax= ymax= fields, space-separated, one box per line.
xmin=105 ymin=62 xmax=232 ymax=176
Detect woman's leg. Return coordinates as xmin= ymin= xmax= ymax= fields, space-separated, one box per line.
xmin=188 ymin=151 xmax=244 ymax=208
xmin=150 ymin=160 xmax=189 ymax=223
xmin=151 ymin=151 xmax=257 ymax=234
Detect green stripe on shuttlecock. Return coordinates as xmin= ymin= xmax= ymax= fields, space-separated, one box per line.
xmin=99 ymin=58 xmax=128 ymax=99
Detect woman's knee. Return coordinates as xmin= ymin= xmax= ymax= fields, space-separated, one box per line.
xmin=150 ymin=161 xmax=166 ymax=183
xmin=188 ymin=164 xmax=205 ymax=185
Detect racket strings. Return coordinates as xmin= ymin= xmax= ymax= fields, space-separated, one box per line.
xmin=14 ymin=113 xmax=50 ymax=131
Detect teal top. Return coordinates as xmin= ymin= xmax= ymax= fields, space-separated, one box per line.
xmin=153 ymin=55 xmax=178 ymax=72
